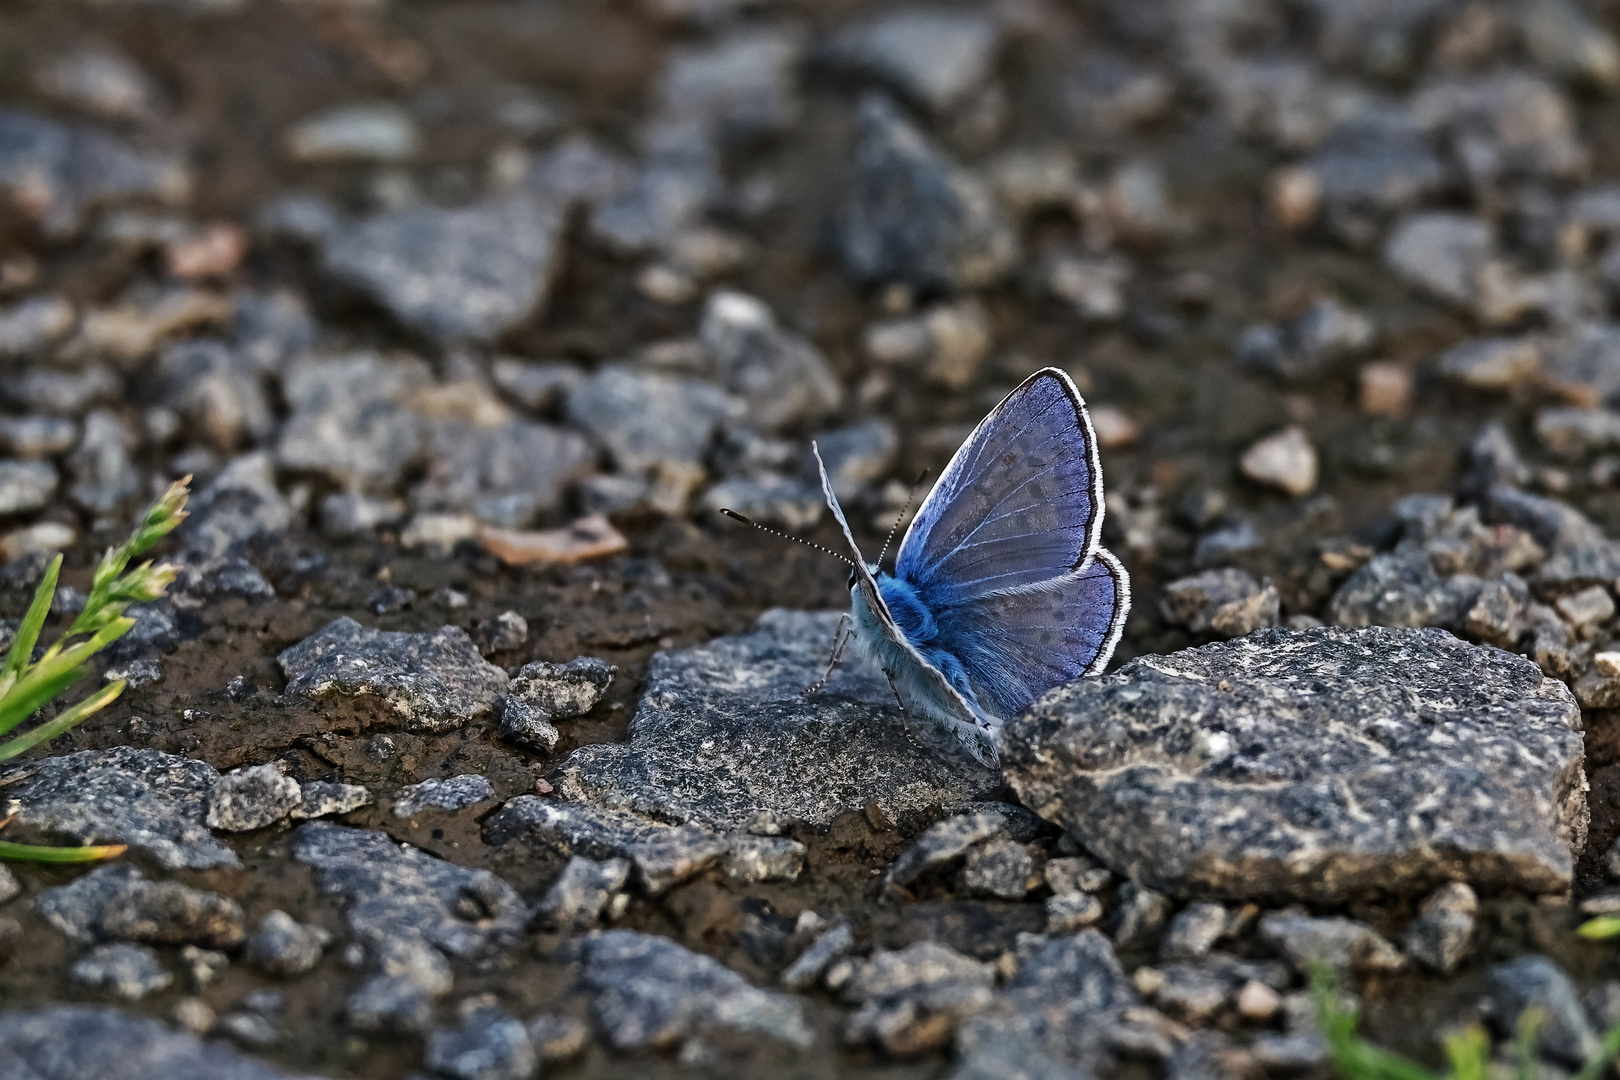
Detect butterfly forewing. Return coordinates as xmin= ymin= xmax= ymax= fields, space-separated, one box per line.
xmin=896 ymin=369 xmax=1103 ymax=608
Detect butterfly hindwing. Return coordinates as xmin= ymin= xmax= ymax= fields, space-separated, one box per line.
xmin=930 ymin=548 xmax=1130 ymax=718
xmin=896 ymin=368 xmax=1104 ymax=608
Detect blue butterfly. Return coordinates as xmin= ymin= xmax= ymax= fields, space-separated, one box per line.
xmin=810 ymin=367 xmax=1131 ymax=766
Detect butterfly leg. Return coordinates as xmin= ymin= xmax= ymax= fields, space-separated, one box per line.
xmin=881 ymin=668 xmax=924 ymax=749
xmin=802 ymin=613 xmax=853 ymax=698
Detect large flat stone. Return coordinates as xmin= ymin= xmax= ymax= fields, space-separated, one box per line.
xmin=3 ymin=747 xmax=237 ymax=870
xmin=1001 ymin=627 xmax=1586 ymax=902
xmin=553 ymin=609 xmax=999 ymax=830
xmin=0 ymin=1005 xmax=331 ymax=1079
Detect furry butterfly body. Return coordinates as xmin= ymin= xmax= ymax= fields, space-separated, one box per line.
xmin=815 ymin=367 xmax=1131 ymax=765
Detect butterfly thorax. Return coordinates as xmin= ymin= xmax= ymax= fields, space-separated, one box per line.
xmin=871 ymin=570 xmax=937 ymax=645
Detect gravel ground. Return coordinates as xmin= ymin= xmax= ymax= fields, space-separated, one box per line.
xmin=6 ymin=0 xmax=1620 ymax=1077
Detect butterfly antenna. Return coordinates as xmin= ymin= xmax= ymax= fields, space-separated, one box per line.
xmin=718 ymin=508 xmax=856 ymax=568
xmin=876 ymin=469 xmax=929 ymax=569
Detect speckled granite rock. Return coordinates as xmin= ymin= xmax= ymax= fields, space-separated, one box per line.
xmin=566 ymin=929 xmax=813 ymax=1050
xmin=321 ymin=197 xmax=565 ymax=341
xmin=1001 ymin=626 xmax=1587 ymax=901
xmin=0 ymin=1005 xmax=332 ymax=1079
xmin=278 ymin=617 xmax=508 ymax=733
xmin=3 ymin=747 xmax=237 ymax=870
xmin=553 ymin=609 xmax=999 ymax=830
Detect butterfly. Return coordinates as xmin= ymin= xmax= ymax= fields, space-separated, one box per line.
xmin=728 ymin=367 xmax=1130 ymax=767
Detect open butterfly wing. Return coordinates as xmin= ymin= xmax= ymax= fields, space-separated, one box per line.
xmin=812 ymin=444 xmax=991 ymax=733
xmin=931 ymin=549 xmax=1130 ymax=718
xmin=896 ymin=368 xmax=1104 ymax=609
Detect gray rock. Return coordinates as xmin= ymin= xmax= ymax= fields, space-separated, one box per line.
xmin=1488 ymin=956 xmax=1599 ymax=1066
xmin=1305 ymin=108 xmax=1448 ymax=232
xmin=68 ymin=408 xmax=141 ymax=513
xmin=1464 ymin=574 xmax=1532 ymax=648
xmin=37 ymin=863 xmax=245 ymax=948
xmin=526 ymin=1012 xmax=591 ymax=1065
xmin=699 ymin=472 xmax=824 ymax=531
xmin=1194 ymin=520 xmax=1261 ymax=567
xmin=71 ymin=942 xmax=172 ymax=1000
xmin=961 ymin=839 xmax=1033 ymax=900
xmin=659 ymin=27 xmax=803 ymax=142
xmin=246 ymin=910 xmax=333 ymax=976
xmin=0 ymin=363 xmax=118 ymax=415
xmin=590 ymin=119 xmax=721 ymax=254
xmin=1235 ymin=298 xmax=1376 ymax=383
xmin=484 ymin=798 xmax=730 ymax=894
xmin=231 ymin=288 xmax=317 ymax=373
xmin=319 ymin=492 xmax=407 ymax=539
xmin=1536 ymin=539 xmax=1620 ymax=595
xmin=1384 ymin=212 xmax=1493 ymax=306
xmin=1411 ymin=72 xmax=1584 ymax=187
xmin=1160 ymin=568 xmax=1280 ymax=636
xmin=207 ymin=763 xmax=301 ymax=832
xmin=724 ymin=834 xmax=806 ymax=883
xmin=844 ymin=940 xmax=996 ymax=1055
xmin=425 ymin=1005 xmax=537 ymax=1080
xmin=499 ymin=657 xmax=614 ymax=751
xmin=886 ymin=811 xmax=1010 ymax=888
xmin=700 ymin=291 xmax=839 ymax=431
xmin=567 ymin=364 xmax=735 ymax=474
xmin=0 ymin=459 xmax=57 ymax=515
xmin=471 ymin=612 xmax=527 ymax=656
xmin=292 ymin=822 xmax=525 ymax=963
xmin=290 ymin=781 xmax=374 ymax=820
xmin=178 ymin=452 xmax=293 ymax=560
xmin=836 ymin=95 xmax=1017 ymax=291
xmin=0 ymin=864 xmax=18 ymax=904
xmin=276 ymin=351 xmax=430 ymax=491
xmin=1537 ymin=407 xmax=1620 ymax=458
xmin=810 ymin=419 xmax=899 ymax=502
xmin=412 ymin=418 xmax=594 ymax=528
xmin=1258 ymin=909 xmax=1405 ymax=978
xmin=1328 ymin=543 xmax=1446 ymax=628
xmin=0 ymin=108 xmax=187 ymax=237
xmin=285 ymin=102 xmax=419 ymax=163
xmin=3 ymin=746 xmax=237 ymax=869
xmin=1161 ymin=902 xmax=1230 ymax=961
xmin=1001 ymin=627 xmax=1588 ymax=900
xmin=569 ymin=929 xmax=813 ymax=1050
xmin=951 ymin=930 xmax=1137 ymax=1080
xmin=1440 ymin=337 xmax=1542 ymax=392
xmin=0 ymin=413 xmax=78 ymax=457
xmin=0 ymin=294 xmax=74 ymax=358
xmin=534 ymin=856 xmax=631 ymax=931
xmin=394 ymin=775 xmax=496 ymax=817
xmin=522 ymin=136 xmax=633 ymax=210
xmin=553 ymin=610 xmax=997 ymax=832
xmin=781 ymin=922 xmax=853 ymax=990
xmin=1113 ymin=883 xmax=1172 ymax=950
xmin=347 ymin=938 xmax=453 ymax=1034
xmin=0 ymin=1004 xmax=330 ymax=1079
xmin=323 ymin=198 xmax=565 ymax=341
xmin=104 ymin=657 xmax=162 ymax=690
xmin=824 ymin=8 xmax=1001 ymax=113
xmin=1047 ymin=891 xmax=1105 ymax=933
xmin=1521 ymin=0 xmax=1620 ymax=88
xmin=278 ymin=617 xmax=508 ymax=734
xmin=1402 ymin=882 xmax=1478 ymax=975
xmin=1484 ymin=484 xmax=1604 ymax=549
xmin=158 ymin=338 xmax=273 ymax=452
xmin=489 ymin=358 xmax=583 ymax=414
xmin=1541 ymin=323 xmax=1620 ymax=408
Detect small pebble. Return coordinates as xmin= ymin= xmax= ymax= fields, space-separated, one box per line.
xmin=1238 ymin=979 xmax=1282 ymax=1021
xmin=1240 ymin=426 xmax=1318 ymax=497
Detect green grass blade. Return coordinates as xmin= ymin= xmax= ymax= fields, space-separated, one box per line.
xmin=0 ymin=665 xmax=85 ymax=742
xmin=1579 ymin=916 xmax=1620 ymax=940
xmin=1573 ymin=1019 xmax=1620 ymax=1080
xmin=0 ymin=680 xmax=124 ymax=762
xmin=1 ymin=554 xmax=59 ymax=684
xmin=0 ymin=839 xmax=126 ymax=863
xmin=1443 ymin=1026 xmax=1490 ymax=1080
